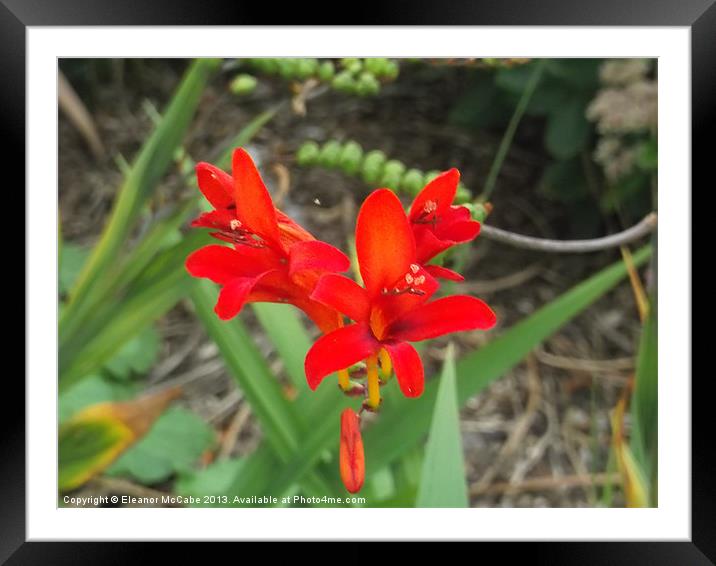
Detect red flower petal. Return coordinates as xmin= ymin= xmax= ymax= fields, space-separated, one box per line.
xmin=304 ymin=323 xmax=380 ymax=390
xmin=413 ymin=225 xmax=452 ymax=264
xmin=424 ymin=264 xmax=465 ymax=282
xmin=356 ymin=189 xmax=416 ymax=297
xmin=276 ymin=210 xmax=316 ymax=247
xmin=384 ymin=342 xmax=424 ymax=398
xmin=311 ymin=274 xmax=371 ymax=323
xmin=408 ymin=168 xmax=459 ymax=220
xmin=339 ymin=408 xmax=365 ymax=494
xmin=289 ymin=296 xmax=344 ymax=334
xmin=195 ymin=162 xmax=234 ymax=209
xmin=232 ymin=148 xmax=282 ymax=250
xmin=215 ymin=273 xmax=276 ymax=320
xmin=435 ymin=214 xmax=481 ymax=243
xmin=387 ymin=295 xmax=497 ymax=342
xmin=289 ymin=240 xmax=350 ymax=278
xmin=185 ymin=245 xmax=281 ymax=284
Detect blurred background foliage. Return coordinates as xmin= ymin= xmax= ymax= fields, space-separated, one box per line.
xmin=57 ymin=57 xmax=657 ymax=508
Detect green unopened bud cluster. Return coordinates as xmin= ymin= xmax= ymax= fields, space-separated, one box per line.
xmin=240 ymin=58 xmax=399 ymax=97
xmin=296 ymin=139 xmax=473 ymax=204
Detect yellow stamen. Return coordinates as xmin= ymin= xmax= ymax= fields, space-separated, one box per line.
xmin=378 ymin=348 xmax=392 ymax=380
xmin=366 ymin=354 xmax=381 ymax=409
xmin=338 ymin=368 xmax=351 ymax=391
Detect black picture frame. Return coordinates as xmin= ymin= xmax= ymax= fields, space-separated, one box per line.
xmin=7 ymin=0 xmax=707 ymax=562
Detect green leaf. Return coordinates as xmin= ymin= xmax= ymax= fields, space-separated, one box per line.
xmin=545 ymin=99 xmax=591 ymax=159
xmin=59 ymin=243 xmax=90 ymax=296
xmin=415 ymin=344 xmax=468 ymax=508
xmin=176 ymin=459 xmax=245 ymax=506
xmin=107 ymin=407 xmax=215 ymax=484
xmin=103 ymin=326 xmax=160 ymax=380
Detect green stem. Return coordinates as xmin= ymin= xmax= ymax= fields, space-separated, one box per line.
xmin=478 ymin=60 xmax=546 ymax=202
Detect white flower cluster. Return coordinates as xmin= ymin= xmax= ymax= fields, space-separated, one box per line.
xmin=587 ymin=59 xmax=657 ymax=183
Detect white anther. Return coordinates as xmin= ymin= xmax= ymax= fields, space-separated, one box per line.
xmin=230 ymin=219 xmax=242 ymax=230
xmin=423 ymin=200 xmax=438 ymax=214
xmin=405 ymin=274 xmax=414 ymax=284
xmin=410 ymin=263 xmax=420 ymax=274
xmin=414 ymin=275 xmax=425 ymax=286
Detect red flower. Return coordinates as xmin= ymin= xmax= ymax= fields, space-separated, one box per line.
xmin=408 ymin=169 xmax=481 ymax=282
xmin=186 ymin=148 xmax=350 ymax=332
xmin=339 ymin=408 xmax=365 ymax=494
xmin=305 ymin=189 xmax=496 ymax=407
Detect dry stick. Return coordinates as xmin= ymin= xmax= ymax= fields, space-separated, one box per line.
xmin=58 ymin=71 xmax=106 ymax=161
xmin=480 ymin=212 xmax=657 ymax=253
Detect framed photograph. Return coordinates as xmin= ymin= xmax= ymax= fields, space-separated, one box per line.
xmin=10 ymin=0 xmax=706 ymax=561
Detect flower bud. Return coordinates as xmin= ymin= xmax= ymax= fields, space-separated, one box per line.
xmin=401 ymin=168 xmax=425 ymax=196
xmin=229 ymin=74 xmax=258 ymax=97
xmin=338 ymin=141 xmax=364 ymax=175
xmin=380 ymin=159 xmax=406 ymax=190
xmin=296 ymin=141 xmax=321 ymax=166
xmin=319 ymin=140 xmax=343 ymax=168
xmin=318 ymin=61 xmax=336 ymax=82
xmin=318 ymin=140 xmax=343 ymax=169
xmin=339 ymin=408 xmax=365 ymax=494
xmin=361 ymin=150 xmax=387 ymax=185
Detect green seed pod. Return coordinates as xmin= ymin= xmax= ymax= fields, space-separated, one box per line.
xmin=318 ymin=61 xmax=335 ymax=82
xmin=296 ymin=141 xmax=321 ymax=167
xmin=380 ymin=160 xmax=406 ymax=189
xmin=455 ymin=185 xmax=472 ymax=204
xmin=356 ymin=73 xmax=380 ymax=96
xmin=467 ymin=203 xmax=489 ymax=222
xmin=341 ymin=57 xmax=360 ymax=68
xmin=361 ymin=150 xmax=387 ymax=185
xmin=332 ymin=71 xmax=355 ymax=92
xmin=364 ymin=58 xmax=389 ymax=76
xmin=337 ymin=141 xmax=364 ymax=175
xmin=296 ymin=58 xmax=319 ymax=79
xmin=319 ymin=140 xmax=343 ymax=168
xmin=383 ymin=60 xmax=399 ymax=80
xmin=261 ymin=58 xmax=280 ymax=74
xmin=229 ymin=74 xmax=258 ymax=96
xmin=400 ymin=168 xmax=425 ymax=196
xmin=277 ymin=58 xmax=300 ymax=78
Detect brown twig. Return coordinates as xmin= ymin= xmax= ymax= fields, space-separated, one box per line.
xmin=58 ymin=70 xmax=105 ymax=160
xmin=480 ymin=212 xmax=657 ymax=253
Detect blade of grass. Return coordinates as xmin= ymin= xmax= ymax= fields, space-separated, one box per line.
xmin=415 ymin=343 xmax=468 ymax=507
xmin=630 ymin=298 xmax=658 ymax=502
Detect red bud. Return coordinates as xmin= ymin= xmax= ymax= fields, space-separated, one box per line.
xmin=339 ymin=408 xmax=365 ymax=494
